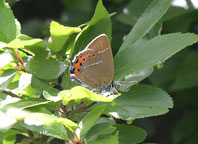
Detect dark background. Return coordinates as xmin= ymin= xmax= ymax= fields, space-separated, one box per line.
xmin=8 ymin=0 xmax=198 ymax=143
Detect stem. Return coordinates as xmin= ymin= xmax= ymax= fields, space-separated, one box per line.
xmin=13 ymin=66 xmax=26 ymax=72
xmin=14 ymin=49 xmax=25 ymax=69
xmin=2 ymin=90 xmax=21 ymax=98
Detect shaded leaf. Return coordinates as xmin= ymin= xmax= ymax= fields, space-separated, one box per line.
xmin=117 ymin=0 xmax=152 ymax=26
xmin=76 ymin=104 xmax=106 ymax=138
xmin=105 ymin=85 xmax=173 ymax=120
xmin=170 ymin=52 xmax=198 ymax=91
xmin=85 ymin=122 xmax=116 ymax=141
xmin=20 ymin=122 xmax=68 ymax=140
xmin=87 ymin=131 xmax=119 ymax=144
xmin=25 ymin=56 xmax=60 ymax=80
xmin=116 ymin=0 xmax=170 ymax=52
xmin=114 ymin=33 xmax=198 ymax=80
xmin=116 ymin=124 xmax=147 ymax=144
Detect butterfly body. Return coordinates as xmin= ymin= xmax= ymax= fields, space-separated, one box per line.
xmin=70 ymin=34 xmax=114 ymax=92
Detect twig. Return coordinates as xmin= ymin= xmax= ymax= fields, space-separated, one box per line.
xmin=14 ymin=49 xmax=25 ymax=69
xmin=2 ymin=90 xmax=21 ymax=98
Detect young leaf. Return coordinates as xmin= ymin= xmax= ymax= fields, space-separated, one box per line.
xmin=104 ymin=85 xmax=173 ymax=120
xmin=55 ymin=117 xmax=79 ymax=132
xmin=48 ymin=21 xmax=81 ymax=52
xmin=70 ymin=0 xmax=111 ymax=59
xmin=114 ymin=33 xmax=198 ymax=80
xmin=0 ymin=2 xmax=17 ymax=43
xmin=25 ymin=56 xmax=60 ymax=80
xmin=60 ymin=86 xmax=114 ymax=105
xmin=116 ymin=0 xmax=170 ymax=52
xmin=76 ymin=104 xmax=106 ymax=138
xmin=8 ymin=38 xmax=47 ymax=56
xmin=116 ymin=124 xmax=147 ymax=144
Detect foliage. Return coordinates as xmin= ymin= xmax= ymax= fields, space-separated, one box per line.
xmin=0 ymin=0 xmax=198 ymax=143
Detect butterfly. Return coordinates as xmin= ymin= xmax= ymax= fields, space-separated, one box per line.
xmin=69 ymin=34 xmax=115 ymax=93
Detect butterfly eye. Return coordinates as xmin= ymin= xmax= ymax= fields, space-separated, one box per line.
xmin=93 ymin=54 xmax=95 ymax=58
xmin=80 ymin=63 xmax=83 ymax=66
xmin=83 ymin=58 xmax=86 ymax=62
xmin=89 ymin=56 xmax=91 ymax=58
xmin=77 ymin=69 xmax=81 ymax=72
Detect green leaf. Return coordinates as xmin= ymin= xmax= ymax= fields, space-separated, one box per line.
xmin=76 ymin=104 xmax=106 ymax=138
xmin=0 ymin=52 xmax=13 ymax=68
xmin=24 ymin=112 xmax=56 ymax=126
xmin=60 ymin=86 xmax=114 ymax=105
xmin=170 ymin=52 xmax=198 ymax=91
xmin=43 ymin=88 xmax=61 ymax=102
xmin=2 ymin=98 xmax=51 ymax=110
xmin=0 ymin=71 xmax=16 ymax=90
xmin=48 ymin=21 xmax=80 ymax=52
xmin=18 ymin=73 xmax=32 ymax=90
xmin=117 ymin=0 xmax=152 ymax=26
xmin=55 ymin=117 xmax=79 ymax=132
xmin=104 ymin=85 xmax=173 ymax=120
xmin=0 ymin=41 xmax=7 ymax=49
xmin=8 ymin=37 xmax=47 ymax=56
xmin=70 ymin=0 xmax=111 ymax=59
xmin=31 ymin=76 xmax=53 ymax=93
xmin=148 ymin=49 xmax=187 ymax=89
xmin=87 ymin=131 xmax=119 ymax=144
xmin=0 ymin=111 xmax=16 ymax=130
xmin=118 ymin=67 xmax=153 ymax=92
xmin=21 ymin=122 xmax=68 ymax=140
xmin=116 ymin=0 xmax=170 ymax=52
xmin=116 ymin=124 xmax=147 ymax=144
xmin=0 ymin=0 xmax=4 ymax=7
xmin=85 ymin=122 xmax=116 ymax=141
xmin=15 ymin=19 xmax=21 ymax=37
xmin=25 ymin=56 xmax=60 ymax=80
xmin=114 ymin=33 xmax=198 ymax=80
xmin=3 ymin=134 xmax=16 ymax=144
xmin=0 ymin=2 xmax=17 ymax=43
xmin=163 ymin=6 xmax=193 ymax=21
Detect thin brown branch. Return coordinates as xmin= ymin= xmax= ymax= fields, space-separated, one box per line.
xmin=14 ymin=49 xmax=25 ymax=69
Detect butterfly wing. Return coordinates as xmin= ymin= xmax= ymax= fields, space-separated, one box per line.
xmin=80 ymin=34 xmax=114 ymax=89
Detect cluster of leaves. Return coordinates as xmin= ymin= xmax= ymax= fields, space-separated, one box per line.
xmin=0 ymin=0 xmax=198 ymax=143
